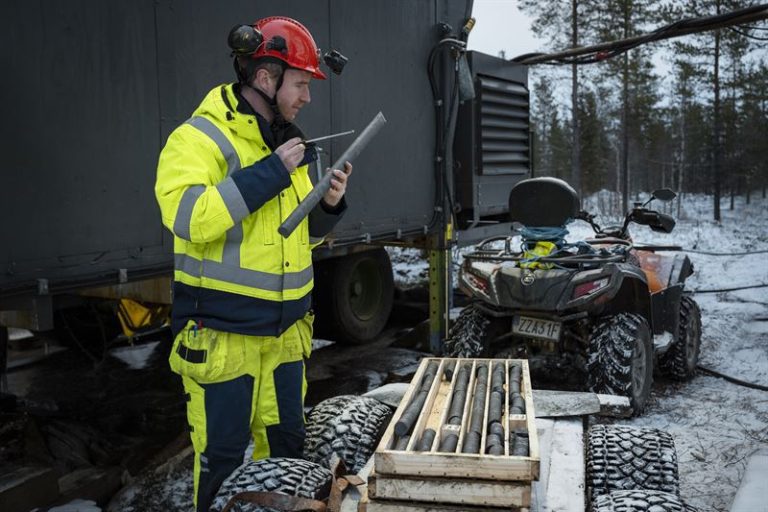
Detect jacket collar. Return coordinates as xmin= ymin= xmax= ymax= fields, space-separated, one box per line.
xmin=191 ymin=84 xmax=269 ymax=146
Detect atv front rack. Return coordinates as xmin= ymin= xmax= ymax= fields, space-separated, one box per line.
xmin=466 ymin=235 xmax=629 ymax=267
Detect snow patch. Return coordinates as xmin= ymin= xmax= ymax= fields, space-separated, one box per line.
xmin=109 ymin=341 xmax=161 ymax=370
xmin=311 ymin=338 xmax=335 ymax=351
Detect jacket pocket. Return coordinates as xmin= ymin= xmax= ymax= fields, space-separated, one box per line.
xmin=260 ymin=199 xmax=277 ymax=245
xmin=168 ymin=321 xmax=246 ymax=383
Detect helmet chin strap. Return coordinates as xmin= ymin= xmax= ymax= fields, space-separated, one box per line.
xmin=250 ymin=79 xmax=299 ymax=146
xmin=234 ymin=58 xmax=293 ymax=142
xmin=244 ymin=65 xmax=289 ymax=128
xmin=251 ymin=85 xmax=286 ymax=125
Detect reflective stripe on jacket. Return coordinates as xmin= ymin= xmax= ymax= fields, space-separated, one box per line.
xmin=156 ymin=84 xmax=321 ymax=331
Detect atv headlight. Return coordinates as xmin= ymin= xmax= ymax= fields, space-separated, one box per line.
xmin=572 ymin=277 xmax=610 ymax=299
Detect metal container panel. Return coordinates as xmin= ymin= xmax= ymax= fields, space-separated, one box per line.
xmin=454 ymin=52 xmax=530 ymax=223
xmin=0 ymin=0 xmax=484 ymax=297
xmin=0 ymin=0 xmax=167 ymax=295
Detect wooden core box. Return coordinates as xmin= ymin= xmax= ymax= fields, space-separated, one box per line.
xmin=367 ymin=358 xmax=539 ymax=511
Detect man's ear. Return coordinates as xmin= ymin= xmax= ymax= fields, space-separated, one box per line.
xmin=253 ymin=68 xmax=275 ymax=94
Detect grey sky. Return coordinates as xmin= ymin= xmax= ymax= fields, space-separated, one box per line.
xmin=468 ymin=0 xmax=543 ymax=59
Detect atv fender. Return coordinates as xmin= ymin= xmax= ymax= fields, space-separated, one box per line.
xmin=651 ymin=284 xmax=683 ymax=338
xmin=600 ymin=264 xmax=652 ymax=326
xmin=668 ymin=254 xmax=694 ymax=287
xmin=649 ymin=254 xmax=693 ymax=338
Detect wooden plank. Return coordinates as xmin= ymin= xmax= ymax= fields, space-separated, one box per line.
xmin=532 ymin=390 xmax=601 ymax=417
xmin=504 ymin=360 xmax=511 ymax=456
xmin=730 ymin=448 xmax=768 ymax=512
xmin=531 ymin=390 xmax=631 ymax=418
xmin=369 ymin=472 xmax=531 ymax=508
xmin=422 ymin=369 xmax=452 ymax=450
xmin=364 ymin=497 xmax=530 ymax=512
xmin=530 ymin=418 xmax=555 ymax=512
xmin=522 ymin=362 xmax=539 ymax=464
xmin=544 ymin=418 xmax=585 ymax=512
xmin=375 ymin=450 xmax=537 ymax=481
xmin=0 ymin=466 xmax=59 ymax=512
xmin=430 ymin=361 xmax=459 ymax=453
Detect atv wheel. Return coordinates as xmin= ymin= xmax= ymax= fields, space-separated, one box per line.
xmin=594 ymin=490 xmax=697 ymax=512
xmin=587 ymin=425 xmax=679 ymax=505
xmin=304 ymin=395 xmax=392 ymax=473
xmin=443 ymin=304 xmax=490 ymax=358
xmin=658 ymin=296 xmax=702 ymax=380
xmin=210 ymin=457 xmax=333 ymax=512
xmin=587 ymin=313 xmax=653 ymax=414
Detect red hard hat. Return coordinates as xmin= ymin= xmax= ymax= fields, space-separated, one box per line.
xmin=251 ymin=16 xmax=326 ymax=80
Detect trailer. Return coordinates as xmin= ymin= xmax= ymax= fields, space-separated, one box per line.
xmin=0 ymin=0 xmax=530 ymax=358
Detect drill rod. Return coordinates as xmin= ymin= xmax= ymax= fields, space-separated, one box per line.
xmin=278 ymin=112 xmax=387 ymax=238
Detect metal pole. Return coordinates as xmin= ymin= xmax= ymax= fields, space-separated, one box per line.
xmin=0 ymin=326 xmax=8 ymax=393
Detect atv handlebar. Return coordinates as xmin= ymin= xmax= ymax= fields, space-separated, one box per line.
xmin=626 ymin=208 xmax=676 ymax=234
xmin=578 ymin=206 xmax=676 ymax=239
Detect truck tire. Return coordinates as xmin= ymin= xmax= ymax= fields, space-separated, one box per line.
xmin=587 ymin=425 xmax=679 ymax=506
xmin=594 ymin=490 xmax=697 ymax=512
xmin=587 ymin=313 xmax=653 ymax=414
xmin=210 ymin=457 xmax=333 ymax=512
xmin=443 ymin=304 xmax=489 ymax=358
xmin=304 ymin=395 xmax=392 ymax=473
xmin=658 ymin=296 xmax=701 ymax=380
xmin=314 ymin=248 xmax=394 ymax=344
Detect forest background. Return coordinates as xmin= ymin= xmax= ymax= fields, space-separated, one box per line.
xmin=500 ymin=0 xmax=768 ymax=220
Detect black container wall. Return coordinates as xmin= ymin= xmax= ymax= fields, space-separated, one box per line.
xmin=0 ymin=1 xmax=171 ymax=296
xmin=0 ymin=1 xmax=513 ymax=298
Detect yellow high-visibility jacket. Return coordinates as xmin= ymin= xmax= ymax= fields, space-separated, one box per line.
xmin=155 ymin=83 xmax=344 ymax=336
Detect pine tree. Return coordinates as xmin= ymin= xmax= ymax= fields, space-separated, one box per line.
xmin=578 ymin=88 xmax=612 ymax=194
xmin=590 ymin=0 xmax=665 ymax=211
xmin=665 ymin=0 xmax=765 ymax=219
xmin=519 ymin=0 xmax=603 ymax=194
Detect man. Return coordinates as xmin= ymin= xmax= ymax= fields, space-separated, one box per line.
xmin=154 ymin=16 xmax=351 ymax=511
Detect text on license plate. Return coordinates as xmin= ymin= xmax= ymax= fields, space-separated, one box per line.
xmin=512 ymin=315 xmax=562 ymax=341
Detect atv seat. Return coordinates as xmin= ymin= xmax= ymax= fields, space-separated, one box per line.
xmin=508 ymin=177 xmax=580 ymax=227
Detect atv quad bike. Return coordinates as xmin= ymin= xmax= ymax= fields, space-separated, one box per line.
xmin=445 ymin=177 xmax=702 ymax=414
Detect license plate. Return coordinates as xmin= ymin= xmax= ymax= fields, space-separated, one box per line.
xmin=512 ymin=315 xmax=562 ymax=341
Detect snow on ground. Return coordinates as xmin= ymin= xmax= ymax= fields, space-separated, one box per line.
xmin=611 ymin=194 xmax=768 ymax=512
xmin=390 ymin=191 xmax=768 ymax=511
xmin=107 ymin=192 xmax=765 ymax=511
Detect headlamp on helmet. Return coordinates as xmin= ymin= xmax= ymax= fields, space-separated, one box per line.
xmin=322 ymin=49 xmax=348 ymax=75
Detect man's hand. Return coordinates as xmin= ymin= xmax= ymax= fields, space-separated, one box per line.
xmin=323 ymin=162 xmax=352 ymax=208
xmin=275 ymin=137 xmax=305 ymax=172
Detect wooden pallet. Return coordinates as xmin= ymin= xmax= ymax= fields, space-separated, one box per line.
xmin=369 ymin=469 xmax=531 ymax=508
xmin=361 ymin=495 xmax=530 ymax=512
xmin=369 ymin=357 xmax=539 ymax=510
